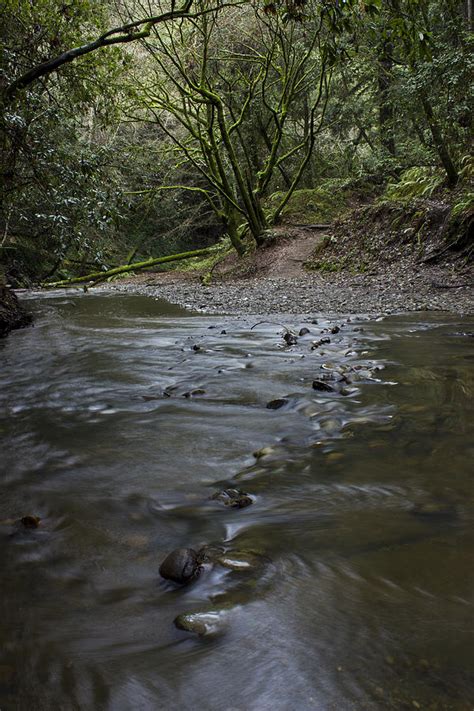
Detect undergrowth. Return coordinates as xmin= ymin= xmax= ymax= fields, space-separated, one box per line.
xmin=382 ymin=167 xmax=445 ymax=202
xmin=268 ymin=179 xmax=354 ymax=224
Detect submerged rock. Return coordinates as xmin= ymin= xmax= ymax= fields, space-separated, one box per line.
xmin=211 ymin=488 xmax=253 ymax=509
xmin=312 ymin=379 xmax=335 ymax=392
xmin=410 ymin=501 xmax=458 ymax=520
xmin=253 ymin=446 xmax=276 ymax=460
xmin=20 ymin=515 xmax=41 ymax=529
xmin=266 ymin=398 xmax=288 ymax=410
xmin=159 ymin=548 xmax=202 ymax=584
xmin=174 ymin=611 xmax=225 ymax=636
xmin=196 ymin=543 xmax=225 ymax=564
xmin=217 ymin=551 xmax=264 ymax=571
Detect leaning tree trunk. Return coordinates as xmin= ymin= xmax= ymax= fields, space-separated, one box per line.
xmin=42 ymin=247 xmax=214 ymax=288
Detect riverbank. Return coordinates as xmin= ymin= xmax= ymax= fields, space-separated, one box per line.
xmin=0 ymin=284 xmax=32 ymax=337
xmin=105 ymin=237 xmax=473 ymax=316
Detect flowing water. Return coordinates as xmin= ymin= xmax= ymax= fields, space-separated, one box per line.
xmin=0 ymin=292 xmax=473 ymax=710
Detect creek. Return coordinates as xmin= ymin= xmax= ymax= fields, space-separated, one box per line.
xmin=0 ymin=292 xmax=473 ymax=710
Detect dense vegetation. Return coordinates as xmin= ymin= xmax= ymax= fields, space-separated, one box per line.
xmin=1 ymin=0 xmax=472 ymax=285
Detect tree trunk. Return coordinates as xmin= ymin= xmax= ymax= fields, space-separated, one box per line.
xmin=420 ymin=93 xmax=458 ymax=187
xmin=378 ymin=42 xmax=396 ymax=156
xmin=223 ymin=207 xmax=246 ymax=256
xmin=42 ymin=247 xmax=214 ymax=287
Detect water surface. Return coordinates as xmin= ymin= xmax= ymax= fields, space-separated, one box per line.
xmin=1 ymin=293 xmax=473 ymax=710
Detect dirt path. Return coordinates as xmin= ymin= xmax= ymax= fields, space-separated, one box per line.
xmin=264 ymin=230 xmax=327 ymax=277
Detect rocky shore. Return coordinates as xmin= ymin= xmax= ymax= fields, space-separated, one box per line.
xmin=107 ymin=258 xmax=473 ymax=316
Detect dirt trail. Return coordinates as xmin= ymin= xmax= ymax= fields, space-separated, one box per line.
xmin=264 ymin=230 xmax=327 ymax=277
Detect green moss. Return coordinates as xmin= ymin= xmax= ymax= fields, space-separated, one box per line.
xmin=305 ymin=257 xmax=347 ymax=273
xmin=168 ymin=239 xmax=232 ymax=273
xmin=268 ymin=182 xmax=351 ymax=224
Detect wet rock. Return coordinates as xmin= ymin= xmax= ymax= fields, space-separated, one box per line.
xmin=298 ymin=327 xmax=310 ymax=337
xmin=211 ymin=488 xmax=253 ymax=509
xmin=174 ymin=611 xmax=225 ymax=636
xmin=311 ymin=337 xmax=330 ymax=350
xmin=253 ymin=446 xmax=276 ymax=460
xmin=266 ymin=398 xmax=288 ymax=410
xmin=217 ymin=551 xmax=264 ymax=571
xmin=312 ymin=380 xmax=335 ymax=392
xmin=316 ymin=371 xmax=339 ymax=382
xmin=163 ymin=385 xmax=178 ymax=397
xmin=283 ymin=332 xmax=298 ymax=346
xmin=331 ymin=325 xmax=341 ymax=334
xmin=159 ymin=548 xmax=201 ymax=584
xmin=220 ymin=329 xmax=227 ymax=335
xmin=20 ymin=515 xmax=41 ymax=529
xmin=196 ymin=543 xmax=225 ymax=564
xmin=192 ymin=344 xmax=202 ymax=352
xmin=183 ymin=389 xmax=206 ymax=398
xmin=0 ymin=285 xmax=32 ymax=338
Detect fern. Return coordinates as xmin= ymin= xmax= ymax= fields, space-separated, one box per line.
xmin=459 ymin=155 xmax=474 ymax=182
xmin=452 ymin=191 xmax=474 ymax=218
xmin=384 ymin=167 xmax=444 ymax=201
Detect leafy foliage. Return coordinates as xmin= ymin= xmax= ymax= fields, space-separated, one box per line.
xmin=0 ymin=0 xmax=471 ymax=282
xmin=384 ymin=167 xmax=445 ymax=201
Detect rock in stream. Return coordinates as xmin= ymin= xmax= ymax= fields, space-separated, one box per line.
xmin=159 ymin=548 xmax=202 ymax=584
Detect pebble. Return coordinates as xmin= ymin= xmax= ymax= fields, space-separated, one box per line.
xmin=106 ymin=269 xmax=473 ymax=316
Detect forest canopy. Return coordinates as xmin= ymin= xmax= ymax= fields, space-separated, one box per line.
xmin=1 ymin=0 xmax=472 ymax=284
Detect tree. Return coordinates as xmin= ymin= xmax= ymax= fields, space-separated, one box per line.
xmin=126 ymin=0 xmax=333 ymax=253
xmin=1 ymin=1 xmax=208 ymax=101
xmin=0 ymin=0 xmax=127 ymax=282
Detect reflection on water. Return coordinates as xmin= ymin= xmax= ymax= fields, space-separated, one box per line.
xmin=0 ymin=293 xmax=473 ymax=710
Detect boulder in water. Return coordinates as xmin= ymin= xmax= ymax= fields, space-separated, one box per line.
xmin=159 ymin=548 xmax=201 ymax=584
xmin=0 ymin=285 xmax=32 ymax=338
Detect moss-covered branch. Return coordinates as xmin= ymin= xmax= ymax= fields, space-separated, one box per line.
xmin=41 ymin=248 xmax=214 ymax=288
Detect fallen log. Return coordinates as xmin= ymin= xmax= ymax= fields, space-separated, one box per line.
xmin=41 ymin=247 xmax=213 ymax=288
